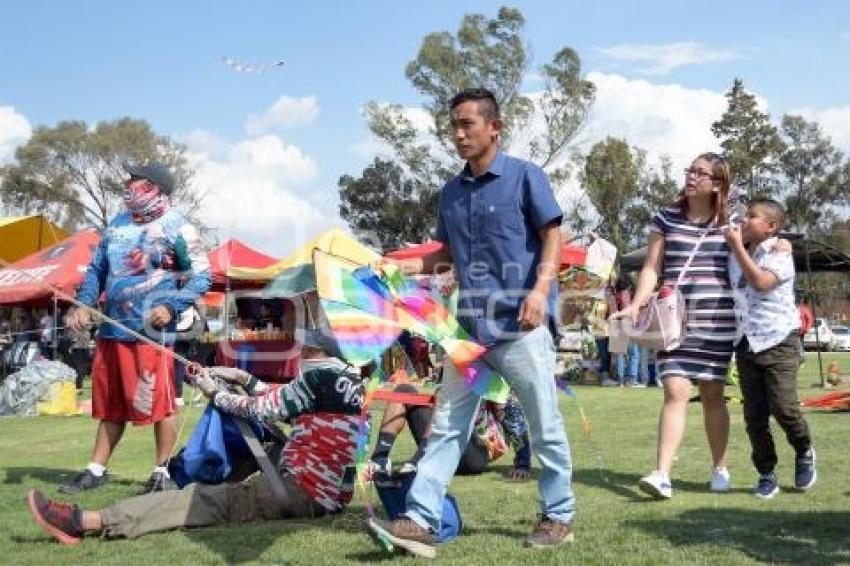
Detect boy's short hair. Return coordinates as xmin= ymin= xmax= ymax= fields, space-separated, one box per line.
xmin=449 ymin=88 xmax=500 ymax=121
xmin=749 ymin=198 xmax=786 ymax=231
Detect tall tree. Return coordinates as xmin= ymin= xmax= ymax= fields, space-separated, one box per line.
xmin=0 ymin=118 xmax=198 ymax=230
xmin=581 ymin=138 xmax=639 ymax=255
xmin=711 ymin=78 xmax=784 ymax=197
xmin=338 ymin=158 xmax=439 ymax=250
xmin=778 ymin=114 xmax=846 ymax=234
xmin=581 ymin=139 xmax=679 ymax=255
xmin=339 ymin=6 xmax=595 ymax=249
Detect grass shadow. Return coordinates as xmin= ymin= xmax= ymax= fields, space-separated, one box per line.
xmin=2 ymin=466 xmax=134 ymax=487
xmin=626 ymin=507 xmax=850 ymax=563
xmin=183 ymin=518 xmax=319 ymax=564
xmin=484 ymin=463 xmax=538 ymax=482
xmin=572 ymin=467 xmax=735 ymax=501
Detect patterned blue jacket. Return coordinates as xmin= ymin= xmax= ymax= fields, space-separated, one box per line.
xmin=76 ymin=208 xmax=211 ymax=343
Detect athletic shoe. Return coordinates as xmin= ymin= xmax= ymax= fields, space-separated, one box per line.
xmin=398 ymin=462 xmax=418 ymax=475
xmin=630 ymin=381 xmax=647 ymax=388
xmin=639 ymin=470 xmax=672 ymax=499
xmin=795 ymin=448 xmax=817 ymax=490
xmin=525 ymin=516 xmax=574 ymax=548
xmin=368 ymin=517 xmax=435 ymax=559
xmin=710 ymin=466 xmax=731 ymax=492
xmin=26 ymin=489 xmax=84 ymax=545
xmin=141 ymin=471 xmax=177 ymax=494
xmin=367 ymin=457 xmax=393 ymax=476
xmin=601 ymin=378 xmax=619 ymax=387
xmin=754 ymin=473 xmax=780 ymax=499
xmin=59 ymin=469 xmax=108 ymax=494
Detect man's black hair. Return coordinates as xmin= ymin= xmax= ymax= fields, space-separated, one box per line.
xmin=449 ymin=88 xmax=500 ymax=121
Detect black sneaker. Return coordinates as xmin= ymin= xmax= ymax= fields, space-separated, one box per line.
xmin=59 ymin=469 xmax=108 ymax=494
xmin=141 ymin=471 xmax=177 ymax=494
xmin=795 ymin=448 xmax=817 ymax=490
xmin=754 ymin=473 xmax=779 ymax=500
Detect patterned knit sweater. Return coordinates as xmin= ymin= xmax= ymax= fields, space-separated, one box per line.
xmin=212 ymin=359 xmax=363 ymax=512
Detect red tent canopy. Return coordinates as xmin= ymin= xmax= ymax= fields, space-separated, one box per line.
xmin=387 ymin=240 xmax=587 ymax=268
xmin=208 ymin=239 xmax=277 ymax=290
xmin=0 ymin=229 xmax=100 ymax=306
xmin=386 ymin=240 xmax=445 ymax=260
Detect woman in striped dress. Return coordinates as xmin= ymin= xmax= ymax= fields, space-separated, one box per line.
xmin=612 ymin=152 xmax=735 ymax=499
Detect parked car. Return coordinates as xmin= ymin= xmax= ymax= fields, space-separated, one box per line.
xmin=802 ymin=318 xmax=835 ymax=351
xmin=558 ymin=323 xmax=585 ymax=352
xmin=830 ymin=325 xmax=850 ymax=352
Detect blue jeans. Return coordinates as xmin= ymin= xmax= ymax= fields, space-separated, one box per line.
xmin=616 ymin=341 xmax=640 ymax=384
xmin=405 ymin=326 xmax=575 ymax=531
xmin=639 ymin=346 xmax=657 ymax=385
xmin=595 ymin=337 xmax=610 ymax=377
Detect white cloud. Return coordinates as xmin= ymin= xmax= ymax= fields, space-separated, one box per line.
xmin=792 ymin=106 xmax=850 ymax=152
xmin=578 ymin=72 xmax=727 ymax=168
xmin=185 ymin=131 xmax=337 ymax=257
xmin=511 ymin=72 xmax=729 ymax=216
xmin=0 ymin=105 xmax=32 ymax=162
xmin=179 ymin=129 xmax=230 ymax=160
xmin=597 ymin=41 xmax=740 ymax=75
xmin=244 ymin=95 xmax=319 ymax=135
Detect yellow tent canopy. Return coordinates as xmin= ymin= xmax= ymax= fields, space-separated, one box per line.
xmin=227 ymin=227 xmax=379 ymax=281
xmin=0 ymin=215 xmax=70 ymax=263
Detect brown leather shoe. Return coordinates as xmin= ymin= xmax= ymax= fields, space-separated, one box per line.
xmin=525 ymin=516 xmax=574 ymax=548
xmin=368 ymin=516 xmax=436 ymax=558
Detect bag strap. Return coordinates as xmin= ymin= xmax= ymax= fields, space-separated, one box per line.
xmin=674 ymin=228 xmax=710 ymax=289
xmin=234 ymin=417 xmax=291 ymax=504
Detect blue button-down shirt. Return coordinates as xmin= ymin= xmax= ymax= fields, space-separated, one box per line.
xmin=435 ymin=150 xmax=563 ymax=346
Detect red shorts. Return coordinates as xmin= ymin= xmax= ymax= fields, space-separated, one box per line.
xmin=91 ymin=340 xmax=176 ymax=425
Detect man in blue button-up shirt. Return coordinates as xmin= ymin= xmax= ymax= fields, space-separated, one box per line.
xmin=369 ymin=89 xmax=575 ymax=558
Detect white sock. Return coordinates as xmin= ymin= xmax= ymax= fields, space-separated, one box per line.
xmin=153 ymin=465 xmax=170 ymax=478
xmin=86 ymin=462 xmax=106 ymax=477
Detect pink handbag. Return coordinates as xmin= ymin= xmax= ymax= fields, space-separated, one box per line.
xmin=627 ymin=229 xmax=708 ymax=352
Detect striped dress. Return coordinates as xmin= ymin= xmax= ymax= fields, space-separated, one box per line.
xmin=651 ymin=206 xmax=735 ymax=381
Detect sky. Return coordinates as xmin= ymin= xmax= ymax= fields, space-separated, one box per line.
xmin=1 ymin=0 xmax=849 ymax=256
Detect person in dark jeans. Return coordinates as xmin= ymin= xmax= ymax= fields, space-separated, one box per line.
xmin=725 ymin=198 xmax=816 ymax=499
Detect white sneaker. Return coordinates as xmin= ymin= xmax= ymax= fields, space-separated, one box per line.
xmin=710 ymin=466 xmax=731 ymax=492
xmin=175 ymin=397 xmax=185 ymax=407
xmin=601 ymin=378 xmax=619 ymax=387
xmin=639 ymin=470 xmax=672 ymax=499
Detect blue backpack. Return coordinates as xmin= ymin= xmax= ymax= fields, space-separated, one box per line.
xmin=374 ymin=471 xmax=462 ymax=544
xmin=168 ymin=403 xmax=263 ymax=487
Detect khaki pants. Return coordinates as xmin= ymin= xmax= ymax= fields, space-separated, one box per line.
xmin=100 ymin=473 xmax=326 ymax=539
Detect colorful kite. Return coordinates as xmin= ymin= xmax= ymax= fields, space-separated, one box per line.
xmin=313 ymin=250 xmax=509 ymax=402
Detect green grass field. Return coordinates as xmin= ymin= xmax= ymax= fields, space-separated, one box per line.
xmin=2 ymin=353 xmax=848 ymax=565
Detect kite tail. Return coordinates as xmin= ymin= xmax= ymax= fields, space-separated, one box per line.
xmin=555 ymin=378 xmax=607 ymax=483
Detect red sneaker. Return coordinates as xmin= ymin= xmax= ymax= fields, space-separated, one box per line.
xmin=26 ymin=489 xmax=84 ymax=545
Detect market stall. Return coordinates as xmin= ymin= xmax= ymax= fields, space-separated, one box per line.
xmin=213 ymin=228 xmax=379 ymax=381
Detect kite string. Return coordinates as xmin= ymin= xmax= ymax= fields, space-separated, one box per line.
xmin=0 ymin=255 xmax=202 ymax=464
xmin=555 ymin=378 xmax=607 ymax=483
